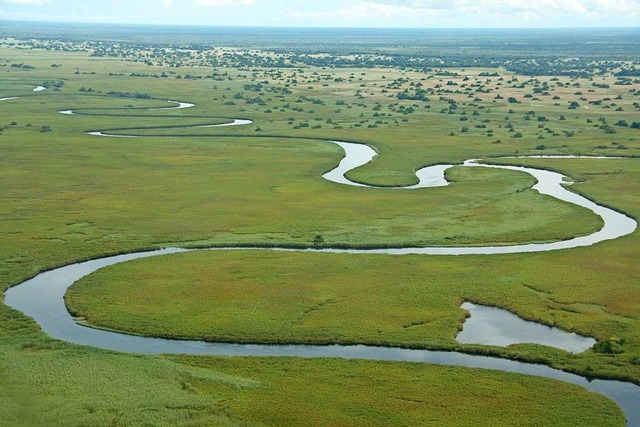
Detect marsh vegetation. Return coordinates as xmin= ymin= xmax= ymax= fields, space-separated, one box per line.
xmin=1 ymin=25 xmax=639 ymax=425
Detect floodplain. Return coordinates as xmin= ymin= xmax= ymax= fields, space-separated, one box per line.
xmin=1 ymin=25 xmax=639 ymax=426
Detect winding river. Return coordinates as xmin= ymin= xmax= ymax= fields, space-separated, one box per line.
xmin=4 ymin=99 xmax=640 ymax=424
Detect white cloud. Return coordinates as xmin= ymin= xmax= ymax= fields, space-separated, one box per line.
xmin=394 ymin=0 xmax=640 ymax=17
xmin=453 ymin=0 xmax=640 ymax=22
xmin=195 ymin=0 xmax=255 ymax=6
xmin=290 ymin=0 xmax=640 ymax=26
xmin=0 ymin=0 xmax=50 ymax=4
xmin=290 ymin=0 xmax=457 ymax=24
xmin=162 ymin=0 xmax=174 ymax=8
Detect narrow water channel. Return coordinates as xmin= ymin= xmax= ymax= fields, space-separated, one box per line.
xmin=4 ymin=102 xmax=638 ymax=424
xmin=4 ymin=248 xmax=639 ymax=425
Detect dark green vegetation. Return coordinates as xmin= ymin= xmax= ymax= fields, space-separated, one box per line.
xmin=65 ymin=207 xmax=640 ymax=385
xmin=2 ymin=25 xmax=639 ymax=425
xmin=3 ymin=22 xmax=640 ymax=75
xmin=1 ymin=327 xmax=623 ymax=426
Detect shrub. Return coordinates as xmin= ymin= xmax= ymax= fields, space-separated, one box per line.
xmin=593 ymin=338 xmax=624 ymax=354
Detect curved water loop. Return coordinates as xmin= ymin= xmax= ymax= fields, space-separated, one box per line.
xmin=5 ymin=98 xmax=640 ymax=423
xmin=57 ymin=102 xmax=635 ymax=253
xmin=457 ymin=302 xmax=597 ymax=352
xmin=322 ymin=141 xmax=451 ymax=189
xmin=4 ymin=248 xmax=640 ymax=425
xmin=150 ymin=100 xmax=194 ymax=110
xmin=319 ymin=145 xmax=635 ymax=254
xmin=1 ymin=85 xmax=46 ymax=100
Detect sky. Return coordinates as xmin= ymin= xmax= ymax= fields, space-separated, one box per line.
xmin=0 ymin=0 xmax=639 ymax=28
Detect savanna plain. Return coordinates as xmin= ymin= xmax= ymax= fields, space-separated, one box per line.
xmin=1 ymin=25 xmax=640 ymax=425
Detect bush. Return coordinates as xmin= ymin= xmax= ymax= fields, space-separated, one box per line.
xmin=593 ymin=338 xmax=624 ymax=354
xmin=312 ymin=235 xmax=324 ymax=248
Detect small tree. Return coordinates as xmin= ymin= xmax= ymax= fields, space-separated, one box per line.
xmin=312 ymin=235 xmax=324 ymax=248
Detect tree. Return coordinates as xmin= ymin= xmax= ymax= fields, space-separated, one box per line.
xmin=312 ymin=235 xmax=324 ymax=248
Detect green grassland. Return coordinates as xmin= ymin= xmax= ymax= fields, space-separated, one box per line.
xmin=66 ymin=168 xmax=640 ymax=382
xmin=1 ymin=40 xmax=639 ymax=425
xmin=1 ymin=327 xmax=624 ymax=426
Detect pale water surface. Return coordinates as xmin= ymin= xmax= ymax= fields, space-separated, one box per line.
xmin=457 ymin=302 xmax=596 ymax=353
xmin=4 ymin=248 xmax=639 ymax=425
xmin=4 ymin=105 xmax=634 ymax=424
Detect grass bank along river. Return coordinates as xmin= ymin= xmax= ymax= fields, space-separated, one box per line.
xmin=61 ymin=103 xmax=639 ymax=254
xmin=6 ymin=248 xmax=640 ymax=425
xmin=5 ymin=102 xmax=640 ymax=424
xmin=3 ymin=42 xmax=640 ymax=423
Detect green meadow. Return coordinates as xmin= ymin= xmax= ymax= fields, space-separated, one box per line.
xmin=1 ymin=34 xmax=639 ymax=425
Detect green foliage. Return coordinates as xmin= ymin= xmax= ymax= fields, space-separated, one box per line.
xmin=0 ymin=33 xmax=639 ymax=426
xmin=593 ymin=338 xmax=625 ymax=355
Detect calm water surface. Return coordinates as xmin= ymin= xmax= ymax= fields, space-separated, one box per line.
xmin=4 ymin=248 xmax=639 ymax=425
xmin=5 ymin=105 xmax=634 ymax=424
xmin=457 ymin=302 xmax=596 ymax=353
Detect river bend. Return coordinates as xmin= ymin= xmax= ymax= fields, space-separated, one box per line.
xmin=4 ymin=99 xmax=639 ymax=424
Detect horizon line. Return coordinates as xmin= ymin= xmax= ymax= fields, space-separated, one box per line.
xmin=2 ymin=19 xmax=639 ymax=31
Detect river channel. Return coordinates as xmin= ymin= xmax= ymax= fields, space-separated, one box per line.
xmin=4 ymin=100 xmax=639 ymax=424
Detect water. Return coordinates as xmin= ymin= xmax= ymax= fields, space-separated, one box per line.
xmin=457 ymin=302 xmax=596 ymax=353
xmin=316 ymin=144 xmax=636 ymax=255
xmin=323 ymin=141 xmax=452 ymax=189
xmin=87 ymin=131 xmax=137 ymax=138
xmin=60 ymin=103 xmax=638 ymax=257
xmin=1 ymin=103 xmax=625 ymax=424
xmin=4 ymin=249 xmax=639 ymax=425
xmin=149 ymin=100 xmax=194 ymax=110
xmin=198 ymin=119 xmax=253 ymax=128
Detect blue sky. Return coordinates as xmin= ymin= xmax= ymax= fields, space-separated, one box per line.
xmin=1 ymin=0 xmax=639 ymax=28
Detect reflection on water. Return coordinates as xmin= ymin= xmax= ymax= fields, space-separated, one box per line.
xmin=322 ymin=141 xmax=452 ymax=189
xmin=57 ymin=106 xmax=638 ymax=255
xmin=457 ymin=302 xmax=596 ymax=353
xmin=6 ymin=107 xmax=636 ymax=424
xmin=198 ymin=119 xmax=253 ymax=128
xmin=150 ymin=100 xmax=194 ymax=110
xmin=4 ymin=248 xmax=639 ymax=425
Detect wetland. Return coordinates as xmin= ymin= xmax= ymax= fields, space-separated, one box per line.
xmin=1 ymin=24 xmax=640 ymax=426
